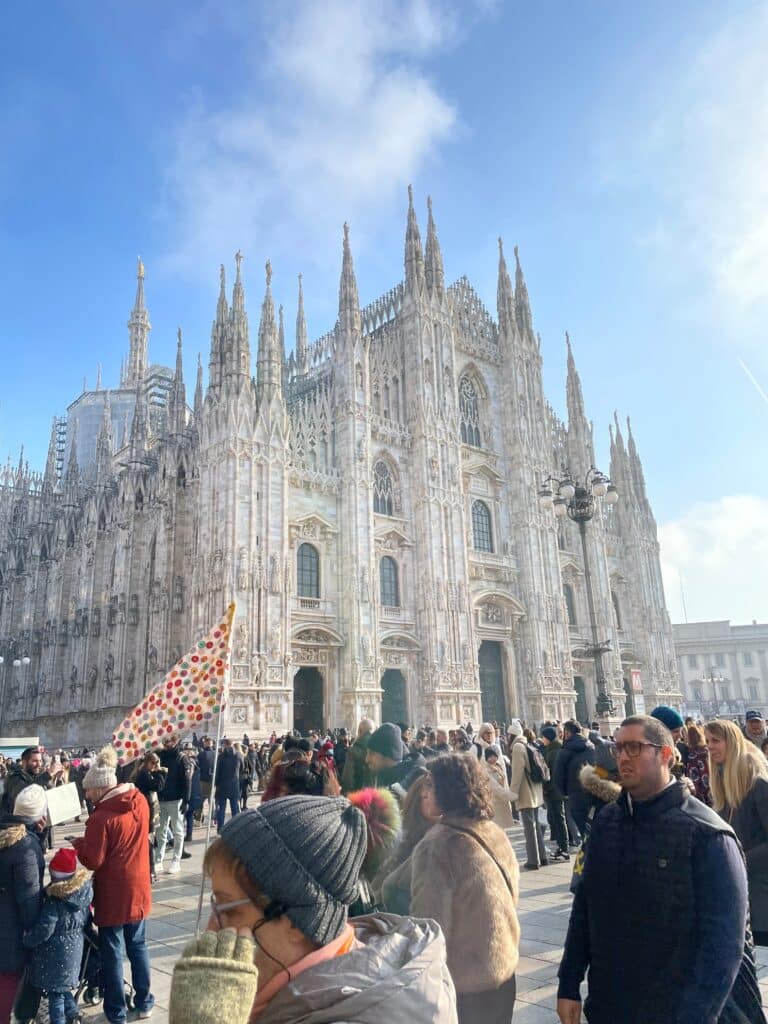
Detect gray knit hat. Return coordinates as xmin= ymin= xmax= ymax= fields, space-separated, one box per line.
xmin=220 ymin=795 xmax=367 ymax=945
xmin=82 ymin=745 xmax=118 ymax=791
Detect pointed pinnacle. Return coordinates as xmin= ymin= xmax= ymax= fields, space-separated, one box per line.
xmin=265 ymin=259 xmax=272 ymax=288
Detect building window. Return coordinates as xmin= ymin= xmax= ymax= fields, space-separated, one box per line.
xmin=563 ymin=584 xmax=577 ymax=626
xmin=380 ymin=556 xmax=399 ymax=607
xmin=373 ymin=461 xmax=394 ymax=516
xmin=459 ymin=375 xmax=481 ymax=447
xmin=744 ymin=652 xmax=754 ymax=667
xmin=472 ymin=500 xmax=493 ymax=553
xmin=715 ymin=652 xmax=726 ymax=667
xmin=688 ymin=654 xmax=698 ymax=669
xmin=749 ymin=685 xmax=759 ymax=701
xmin=694 ymin=687 xmax=703 ymax=701
xmin=297 ymin=543 xmax=320 ymax=598
xmin=611 ymin=590 xmax=622 ymax=630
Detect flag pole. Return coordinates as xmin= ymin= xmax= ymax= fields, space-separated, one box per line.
xmin=195 ymin=636 xmax=230 ymax=936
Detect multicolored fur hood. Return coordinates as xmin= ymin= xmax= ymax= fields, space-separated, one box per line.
xmin=579 ymin=763 xmax=622 ymax=804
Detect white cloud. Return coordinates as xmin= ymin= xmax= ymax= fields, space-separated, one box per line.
xmin=601 ymin=3 xmax=768 ymax=313
xmin=659 ymin=495 xmax=768 ymax=625
xmin=158 ymin=0 xmax=459 ymax=279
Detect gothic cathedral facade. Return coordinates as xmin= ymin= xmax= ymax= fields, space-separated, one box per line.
xmin=0 ymin=191 xmax=681 ymax=746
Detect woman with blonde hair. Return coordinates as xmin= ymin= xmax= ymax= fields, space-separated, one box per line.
xmin=706 ymin=718 xmax=768 ymax=944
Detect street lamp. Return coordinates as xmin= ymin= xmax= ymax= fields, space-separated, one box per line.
xmin=539 ymin=466 xmax=619 ymax=717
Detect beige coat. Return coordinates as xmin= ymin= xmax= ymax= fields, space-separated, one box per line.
xmin=410 ymin=817 xmax=520 ymax=994
xmin=485 ymin=760 xmax=516 ymax=829
xmin=508 ymin=735 xmax=543 ymax=810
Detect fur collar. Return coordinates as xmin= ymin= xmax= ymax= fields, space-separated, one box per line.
xmin=579 ymin=763 xmax=622 ymax=803
xmin=47 ymin=866 xmax=91 ymax=899
xmin=0 ymin=823 xmax=28 ymax=849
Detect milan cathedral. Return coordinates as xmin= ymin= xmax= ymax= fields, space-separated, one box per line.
xmin=0 ymin=190 xmax=681 ymax=746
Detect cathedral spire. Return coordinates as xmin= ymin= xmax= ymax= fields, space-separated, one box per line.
xmin=96 ymin=393 xmax=113 ymax=475
xmin=424 ymin=195 xmax=444 ymax=299
xmin=130 ymin=382 xmax=149 ymax=453
xmin=232 ymin=250 xmax=245 ymax=318
xmin=513 ymin=246 xmax=533 ymax=336
xmin=216 ymin=263 xmax=229 ymax=324
xmin=278 ymin=303 xmax=288 ymax=393
xmin=169 ymin=328 xmax=187 ymax=434
xmin=209 ymin=263 xmax=229 ymax=394
xmin=226 ymin=250 xmax=250 ymax=383
xmin=124 ymin=256 xmax=151 ymax=387
xmin=626 ymin=416 xmax=650 ymax=507
xmin=338 ymin=223 xmax=361 ymax=336
xmin=194 ymin=353 xmax=204 ymax=423
xmin=256 ymin=260 xmax=282 ymax=405
xmin=496 ymin=237 xmax=515 ymax=333
xmin=63 ymin=424 xmax=80 ymax=493
xmin=44 ymin=419 xmax=58 ymax=490
xmin=404 ymin=185 xmax=425 ymax=296
xmin=565 ymin=332 xmax=593 ymax=471
xmin=296 ymin=273 xmax=308 ymax=374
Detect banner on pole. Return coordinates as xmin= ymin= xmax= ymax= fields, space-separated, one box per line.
xmin=112 ymin=603 xmax=236 ymax=764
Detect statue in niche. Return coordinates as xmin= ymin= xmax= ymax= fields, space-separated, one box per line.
xmin=129 ymin=594 xmax=139 ymax=626
xmin=81 ymin=609 xmax=89 ymax=637
xmin=150 ymin=580 xmax=161 ymax=613
xmin=269 ymin=554 xmax=282 ymax=595
xmin=104 ymin=654 xmax=114 ymax=687
xmin=236 ymin=621 xmax=249 ymax=662
xmin=147 ymin=643 xmax=158 ymax=673
xmin=70 ymin=664 xmax=78 ymax=686
xmin=73 ymin=610 xmax=82 ymax=637
xmin=87 ymin=664 xmax=98 ymax=690
xmin=237 ymin=548 xmax=249 ymax=591
xmin=173 ymin=576 xmax=184 ymax=613
xmin=360 ymin=567 xmax=370 ymax=603
xmin=118 ymin=594 xmax=126 ymax=623
xmin=160 ymin=583 xmax=169 ymax=610
xmin=126 ymin=657 xmax=136 ymax=685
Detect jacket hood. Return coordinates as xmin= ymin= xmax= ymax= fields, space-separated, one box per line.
xmin=565 ymin=734 xmax=592 ymax=753
xmin=97 ymin=783 xmax=142 ymax=815
xmin=0 ymin=821 xmax=28 ymax=850
xmin=46 ymin=866 xmax=92 ymax=905
xmin=579 ymin=764 xmax=621 ymax=804
xmin=259 ymin=913 xmax=456 ymax=1024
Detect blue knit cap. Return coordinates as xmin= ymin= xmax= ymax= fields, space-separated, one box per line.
xmin=650 ymin=705 xmax=684 ymax=731
xmin=220 ymin=796 xmax=366 ymax=945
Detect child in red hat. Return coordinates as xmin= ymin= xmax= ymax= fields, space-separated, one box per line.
xmin=23 ymin=848 xmax=92 ymax=1024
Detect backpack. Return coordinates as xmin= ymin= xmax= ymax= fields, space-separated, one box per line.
xmin=525 ymin=743 xmax=550 ymax=784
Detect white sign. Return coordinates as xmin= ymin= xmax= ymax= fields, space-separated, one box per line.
xmin=46 ymin=782 xmax=81 ymax=826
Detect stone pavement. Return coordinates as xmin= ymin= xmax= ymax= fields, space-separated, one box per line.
xmin=57 ymin=818 xmax=768 ymax=1024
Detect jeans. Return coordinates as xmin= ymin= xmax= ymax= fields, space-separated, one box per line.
xmin=155 ymin=798 xmax=185 ymax=866
xmin=215 ymin=781 xmax=241 ymax=831
xmin=545 ymin=796 xmax=569 ymax=852
xmin=565 ymin=800 xmax=582 ymax=844
xmin=99 ymin=920 xmax=154 ymax=1024
xmin=48 ymin=989 xmax=79 ymax=1024
xmin=519 ymin=807 xmax=548 ymax=867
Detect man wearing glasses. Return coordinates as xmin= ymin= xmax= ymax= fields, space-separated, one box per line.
xmin=557 ymin=714 xmax=755 ymax=1024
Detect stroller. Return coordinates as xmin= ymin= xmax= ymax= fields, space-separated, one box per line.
xmin=75 ymin=911 xmax=134 ymax=1010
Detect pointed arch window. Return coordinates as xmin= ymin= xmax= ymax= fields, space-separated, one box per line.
xmin=563 ymin=584 xmax=577 ymax=626
xmin=459 ymin=375 xmax=481 ymax=447
xmin=380 ymin=556 xmax=399 ymax=607
xmin=373 ymin=461 xmax=394 ymax=516
xmin=472 ymin=500 xmax=493 ymax=553
xmin=297 ymin=543 xmax=320 ymax=599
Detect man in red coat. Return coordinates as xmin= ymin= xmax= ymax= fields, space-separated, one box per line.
xmin=73 ymin=747 xmax=154 ymax=1024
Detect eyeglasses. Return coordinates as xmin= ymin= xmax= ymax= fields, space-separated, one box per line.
xmin=614 ymin=741 xmax=662 ymax=758
xmin=209 ymin=893 xmax=255 ymax=928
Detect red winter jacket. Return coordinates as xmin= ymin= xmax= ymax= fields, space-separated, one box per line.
xmin=73 ymin=784 xmax=151 ymax=927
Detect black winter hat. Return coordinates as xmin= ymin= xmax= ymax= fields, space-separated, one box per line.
xmin=366 ymin=722 xmax=405 ymax=762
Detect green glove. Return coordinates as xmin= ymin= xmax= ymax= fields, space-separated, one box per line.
xmin=170 ymin=928 xmax=258 ymax=1024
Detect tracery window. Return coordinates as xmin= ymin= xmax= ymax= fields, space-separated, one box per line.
xmin=472 ymin=500 xmax=493 ymax=553
xmin=373 ymin=461 xmax=394 ymax=516
xmin=297 ymin=543 xmax=320 ymax=598
xmin=459 ymin=375 xmax=481 ymax=447
xmin=380 ymin=556 xmax=399 ymax=607
xmin=563 ymin=584 xmax=577 ymax=626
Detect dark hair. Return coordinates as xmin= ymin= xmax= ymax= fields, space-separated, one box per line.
xmin=483 ymin=747 xmax=499 ymax=761
xmin=563 ymin=720 xmax=581 ymax=737
xmin=620 ymin=714 xmax=674 ymax=749
xmin=21 ymin=747 xmax=40 ymax=761
xmin=416 ymin=729 xmax=427 ymax=742
xmin=428 ymin=753 xmax=494 ymax=821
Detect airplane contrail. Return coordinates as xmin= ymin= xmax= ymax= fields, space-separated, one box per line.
xmin=738 ymin=357 xmax=768 ymax=406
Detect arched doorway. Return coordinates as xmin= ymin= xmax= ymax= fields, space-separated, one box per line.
xmin=293 ymin=667 xmax=324 ymax=735
xmin=381 ymin=669 xmax=408 ymax=725
xmin=573 ymin=676 xmax=589 ymax=725
xmin=478 ymin=641 xmax=508 ymax=725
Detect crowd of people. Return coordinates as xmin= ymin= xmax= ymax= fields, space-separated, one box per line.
xmin=0 ymin=705 xmax=766 ymax=1023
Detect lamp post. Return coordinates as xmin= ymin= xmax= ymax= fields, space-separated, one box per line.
xmin=538 ymin=466 xmax=619 ymax=717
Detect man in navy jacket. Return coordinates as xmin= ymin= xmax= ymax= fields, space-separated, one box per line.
xmin=557 ymin=714 xmax=755 ymax=1024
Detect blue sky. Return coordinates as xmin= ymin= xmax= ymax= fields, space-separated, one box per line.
xmin=1 ymin=1 xmax=767 ymax=623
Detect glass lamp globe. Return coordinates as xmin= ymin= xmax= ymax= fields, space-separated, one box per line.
xmin=13 ymin=659 xmax=21 ymax=668
xmin=538 ymin=487 xmax=554 ymax=510
xmin=559 ymin=481 xmax=576 ymax=500
xmin=22 ymin=656 xmax=30 ymax=666
xmin=554 ymin=498 xmax=568 ymax=517
xmin=592 ymin=477 xmax=608 ymax=497
xmin=605 ymin=485 xmax=619 ymax=505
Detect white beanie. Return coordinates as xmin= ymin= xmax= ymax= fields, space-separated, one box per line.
xmin=14 ymin=784 xmax=48 ymax=821
xmin=83 ymin=745 xmax=118 ymax=790
xmin=507 ymin=719 xmax=524 ymax=739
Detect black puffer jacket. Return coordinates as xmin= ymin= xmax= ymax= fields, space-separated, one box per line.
xmin=553 ymin=735 xmax=595 ymax=816
xmin=0 ymin=816 xmax=45 ymax=972
xmin=158 ymin=745 xmax=191 ymax=803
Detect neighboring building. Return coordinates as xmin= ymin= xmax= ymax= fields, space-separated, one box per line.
xmin=0 ymin=192 xmax=681 ymax=746
xmin=673 ymin=620 xmax=768 ymax=720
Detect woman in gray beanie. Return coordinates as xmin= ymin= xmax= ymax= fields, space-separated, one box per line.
xmin=170 ymin=794 xmax=457 ymax=1024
